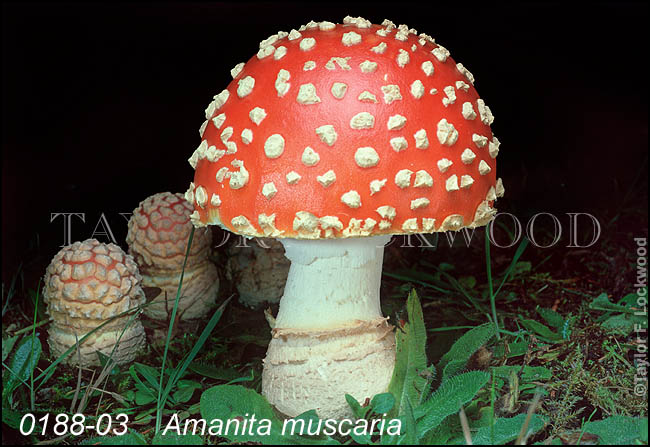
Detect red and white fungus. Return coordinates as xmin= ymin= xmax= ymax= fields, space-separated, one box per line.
xmin=187 ymin=16 xmax=503 ymax=419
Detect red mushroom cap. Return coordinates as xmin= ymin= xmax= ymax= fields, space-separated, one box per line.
xmin=187 ymin=18 xmax=504 ymax=238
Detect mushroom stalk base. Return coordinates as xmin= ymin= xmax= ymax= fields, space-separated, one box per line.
xmin=262 ymin=236 xmax=395 ymax=419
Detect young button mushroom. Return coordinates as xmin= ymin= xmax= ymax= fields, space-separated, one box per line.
xmin=187 ymin=17 xmax=503 ymax=418
xmin=126 ymin=192 xmax=219 ymax=321
xmin=44 ymin=239 xmax=146 ymax=367
xmin=226 ymin=237 xmax=290 ymax=309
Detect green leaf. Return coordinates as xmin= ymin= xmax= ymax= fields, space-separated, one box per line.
xmin=458 ymin=276 xmax=477 ymax=290
xmin=2 ymin=335 xmax=41 ymax=402
xmin=199 ymin=384 xmax=278 ymax=444
xmin=399 ymin=396 xmax=417 ymax=445
xmin=199 ymin=384 xmax=338 ymax=444
xmin=414 ymin=371 xmax=489 ymax=438
xmin=438 ymin=324 xmax=496 ymax=382
xmin=135 ymin=386 xmax=157 ymax=406
xmin=1 ymin=406 xmax=23 ymax=429
xmin=589 ymin=293 xmax=632 ymax=314
xmin=348 ymin=421 xmax=372 ymax=445
xmin=421 ymin=422 xmax=454 ymax=445
xmin=582 ymin=415 xmax=648 ymax=445
xmin=441 ymin=359 xmax=468 ymax=382
xmin=2 ymin=335 xmax=18 ymax=362
xmin=345 ymin=394 xmax=367 ymax=419
xmin=511 ymin=261 xmax=532 ymax=276
xmin=172 ymin=380 xmax=202 ymax=404
xmin=601 ymin=314 xmax=634 ymax=333
xmin=133 ymin=362 xmax=161 ymax=391
xmin=492 ymin=341 xmax=529 ymax=359
xmin=225 ymin=369 xmax=255 ymax=385
xmin=152 ymin=430 xmax=203 ymax=445
xmin=518 ymin=319 xmax=563 ymax=342
xmin=490 ymin=366 xmax=552 ymax=382
xmin=388 ymin=290 xmax=428 ymax=417
xmin=187 ymin=363 xmax=240 ymax=381
xmin=471 ymin=413 xmax=546 ymax=444
xmin=535 ymin=307 xmax=565 ymax=329
xmin=370 ymin=393 xmax=395 ymax=415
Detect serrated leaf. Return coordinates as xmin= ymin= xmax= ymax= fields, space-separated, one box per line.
xmin=399 ymin=396 xmax=417 ymax=445
xmin=471 ymin=413 xmax=545 ymax=444
xmin=414 ymin=371 xmax=489 ymax=438
xmin=601 ymin=314 xmax=636 ymax=335
xmin=441 ymin=359 xmax=467 ymax=382
xmin=420 ymin=417 xmax=456 ymax=444
xmin=438 ymin=324 xmax=495 ymax=382
xmin=582 ymin=415 xmax=648 ymax=445
xmin=388 ymin=290 xmax=428 ymax=417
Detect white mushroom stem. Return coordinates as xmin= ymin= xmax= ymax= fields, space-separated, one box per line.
xmin=275 ymin=235 xmax=391 ymax=330
xmin=262 ymin=235 xmax=396 ymax=419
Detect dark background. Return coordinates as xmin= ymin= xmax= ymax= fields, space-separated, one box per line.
xmin=2 ymin=2 xmax=648 ymax=283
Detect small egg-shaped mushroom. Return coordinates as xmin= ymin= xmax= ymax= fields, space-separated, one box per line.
xmin=126 ymin=192 xmax=219 ymax=320
xmin=43 ymin=239 xmax=146 ymax=367
xmin=226 ymin=237 xmax=290 ymax=309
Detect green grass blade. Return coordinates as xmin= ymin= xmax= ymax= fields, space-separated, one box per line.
xmin=494 ymin=237 xmax=529 ymax=298
xmin=33 ymin=306 xmax=143 ymax=390
xmin=160 ymin=296 xmax=232 ymax=410
xmin=156 ymin=226 xmax=195 ymax=433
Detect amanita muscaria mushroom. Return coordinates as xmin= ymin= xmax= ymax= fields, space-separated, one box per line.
xmin=186 ymin=17 xmax=504 ymax=418
xmin=226 ymin=237 xmax=290 ymax=309
xmin=44 ymin=239 xmax=146 ymax=367
xmin=126 ymin=192 xmax=219 ymax=321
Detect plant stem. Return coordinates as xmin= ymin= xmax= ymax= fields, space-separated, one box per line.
xmin=485 ymin=227 xmax=500 ymax=339
xmin=13 ymin=317 xmax=52 ymax=336
xmin=30 ymin=278 xmax=41 ymax=411
xmin=155 ymin=227 xmax=194 ymax=433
